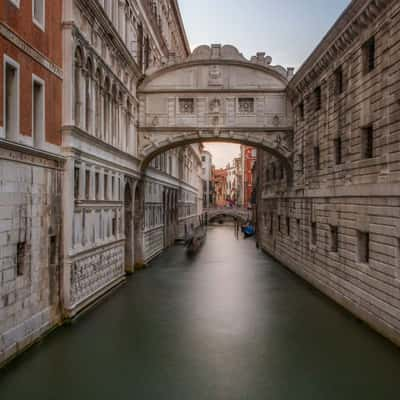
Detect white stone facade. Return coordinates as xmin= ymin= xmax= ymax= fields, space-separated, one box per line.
xmin=256 ymin=0 xmax=400 ymax=346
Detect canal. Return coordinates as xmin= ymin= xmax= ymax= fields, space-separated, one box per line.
xmin=1 ymin=225 xmax=400 ymax=399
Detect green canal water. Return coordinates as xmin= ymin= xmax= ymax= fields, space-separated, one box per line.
xmin=1 ymin=225 xmax=400 ymax=399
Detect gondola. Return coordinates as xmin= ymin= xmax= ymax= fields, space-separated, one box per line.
xmin=185 ymin=225 xmax=207 ymax=253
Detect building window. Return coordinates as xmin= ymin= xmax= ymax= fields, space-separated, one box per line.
xmin=278 ymin=215 xmax=281 ymax=233
xmin=112 ymin=211 xmax=117 ymax=236
xmin=33 ymin=0 xmax=45 ymax=30
xmin=272 ymin=163 xmax=276 ymax=180
xmin=330 ymin=226 xmax=338 ymax=253
xmin=298 ymin=101 xmax=304 ymax=121
xmin=74 ymin=166 xmax=80 ymax=199
xmin=314 ymin=145 xmax=320 ymax=171
xmin=48 ymin=235 xmax=57 ymax=267
xmin=238 ymin=98 xmax=254 ymax=113
xmin=334 ymin=66 xmax=343 ymax=95
xmin=32 ymin=75 xmax=45 ymax=146
xmin=279 ymin=164 xmax=285 ymax=180
xmin=358 ymin=231 xmax=370 ymax=263
xmin=298 ymin=153 xmax=304 ymax=173
xmin=4 ymin=56 xmax=20 ymax=140
xmin=95 ymin=172 xmax=100 ymax=200
xmin=85 ymin=170 xmax=91 ymax=200
xmin=296 ymin=218 xmax=301 ymax=240
xmin=311 ymin=222 xmax=317 ymax=246
xmin=334 ymin=136 xmax=342 ymax=165
xmin=10 ymin=0 xmax=20 ymax=8
xmin=362 ymin=36 xmax=375 ymax=75
xmin=314 ymin=86 xmax=321 ymax=111
xmin=286 ymin=216 xmax=290 ymax=236
xmin=179 ymin=98 xmax=194 ymax=114
xmin=104 ymin=174 xmax=108 ymax=200
xmin=361 ymin=125 xmax=374 ymax=159
xmin=269 ymin=213 xmax=273 ymax=235
xmin=16 ymin=241 xmax=26 ymax=276
xmin=111 ymin=176 xmax=115 ymax=200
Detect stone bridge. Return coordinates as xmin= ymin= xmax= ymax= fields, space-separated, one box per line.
xmin=205 ymin=207 xmax=251 ymax=222
xmin=138 ymin=44 xmax=294 ymax=177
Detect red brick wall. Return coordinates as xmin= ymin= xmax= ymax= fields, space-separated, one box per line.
xmin=0 ymin=0 xmax=62 ymax=65
xmin=0 ymin=0 xmax=62 ymax=145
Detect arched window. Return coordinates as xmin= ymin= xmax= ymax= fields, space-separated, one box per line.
xmin=126 ymin=98 xmax=132 ymax=152
xmin=74 ymin=47 xmax=83 ymax=127
xmin=103 ymin=77 xmax=110 ymax=142
xmin=95 ymin=68 xmax=102 ymax=138
xmin=85 ymin=58 xmax=93 ymax=133
xmin=111 ymin=85 xmax=118 ymax=146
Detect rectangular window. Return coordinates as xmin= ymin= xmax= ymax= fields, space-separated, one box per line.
xmin=111 ymin=176 xmax=115 ymax=200
xmin=334 ymin=66 xmax=343 ymax=95
xmin=298 ymin=101 xmax=304 ymax=121
xmin=48 ymin=235 xmax=57 ymax=266
xmin=85 ymin=170 xmax=91 ymax=200
xmin=179 ymin=98 xmax=194 ymax=114
xmin=361 ymin=125 xmax=374 ymax=159
xmin=298 ymin=153 xmax=304 ymax=173
xmin=4 ymin=58 xmax=20 ymax=139
xmin=10 ymin=0 xmax=21 ymax=8
xmin=358 ymin=231 xmax=370 ymax=263
xmin=311 ymin=222 xmax=317 ymax=246
xmin=238 ymin=98 xmax=255 ymax=113
xmin=112 ymin=212 xmax=117 ymax=236
xmin=362 ymin=36 xmax=375 ymax=75
xmin=33 ymin=0 xmax=45 ymax=30
xmin=269 ymin=213 xmax=273 ymax=235
xmin=314 ymin=146 xmax=320 ymax=171
xmin=314 ymin=86 xmax=321 ymax=111
xmin=296 ymin=218 xmax=301 ymax=240
xmin=330 ymin=226 xmax=338 ymax=253
xmin=16 ymin=241 xmax=26 ymax=276
xmin=278 ymin=215 xmax=281 ymax=233
xmin=286 ymin=216 xmax=290 ymax=236
xmin=104 ymin=174 xmax=108 ymax=200
xmin=95 ymin=172 xmax=100 ymax=200
xmin=32 ymin=77 xmax=45 ymax=146
xmin=74 ymin=166 xmax=80 ymax=199
xmin=272 ymin=163 xmax=276 ymax=180
xmin=334 ymin=137 xmax=342 ymax=165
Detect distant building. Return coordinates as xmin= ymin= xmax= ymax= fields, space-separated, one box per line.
xmin=241 ymin=146 xmax=257 ymax=208
xmin=213 ymin=168 xmax=227 ymax=207
xmin=201 ymin=150 xmax=213 ymax=208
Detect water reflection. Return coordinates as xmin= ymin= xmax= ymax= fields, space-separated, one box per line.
xmin=1 ymin=226 xmax=400 ymax=400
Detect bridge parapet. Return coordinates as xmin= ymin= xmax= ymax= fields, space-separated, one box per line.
xmin=204 ymin=207 xmax=251 ymax=221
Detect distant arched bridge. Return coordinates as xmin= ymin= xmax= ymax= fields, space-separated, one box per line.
xmin=205 ymin=207 xmax=251 ymax=223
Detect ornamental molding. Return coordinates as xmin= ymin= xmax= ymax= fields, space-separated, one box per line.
xmin=0 ymin=22 xmax=63 ymax=79
xmin=288 ymin=0 xmax=392 ymax=96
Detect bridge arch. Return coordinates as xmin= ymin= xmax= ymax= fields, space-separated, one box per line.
xmin=137 ymin=44 xmax=294 ymax=176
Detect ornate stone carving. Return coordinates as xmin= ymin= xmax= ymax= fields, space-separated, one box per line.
xmin=70 ymin=245 xmax=124 ymax=306
xmin=209 ymin=98 xmax=221 ymax=113
xmin=208 ymin=65 xmax=223 ymax=86
xmin=179 ymin=98 xmax=194 ymax=114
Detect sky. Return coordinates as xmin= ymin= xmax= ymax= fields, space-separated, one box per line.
xmin=179 ymin=0 xmax=351 ymax=168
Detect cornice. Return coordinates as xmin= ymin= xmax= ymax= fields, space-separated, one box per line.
xmin=170 ymin=0 xmax=191 ymax=57
xmin=139 ymin=59 xmax=289 ymax=91
xmin=288 ymin=0 xmax=392 ymax=97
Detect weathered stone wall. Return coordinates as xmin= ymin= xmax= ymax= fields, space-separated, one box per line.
xmin=257 ymin=0 xmax=400 ymax=345
xmin=0 ymin=149 xmax=62 ymax=365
